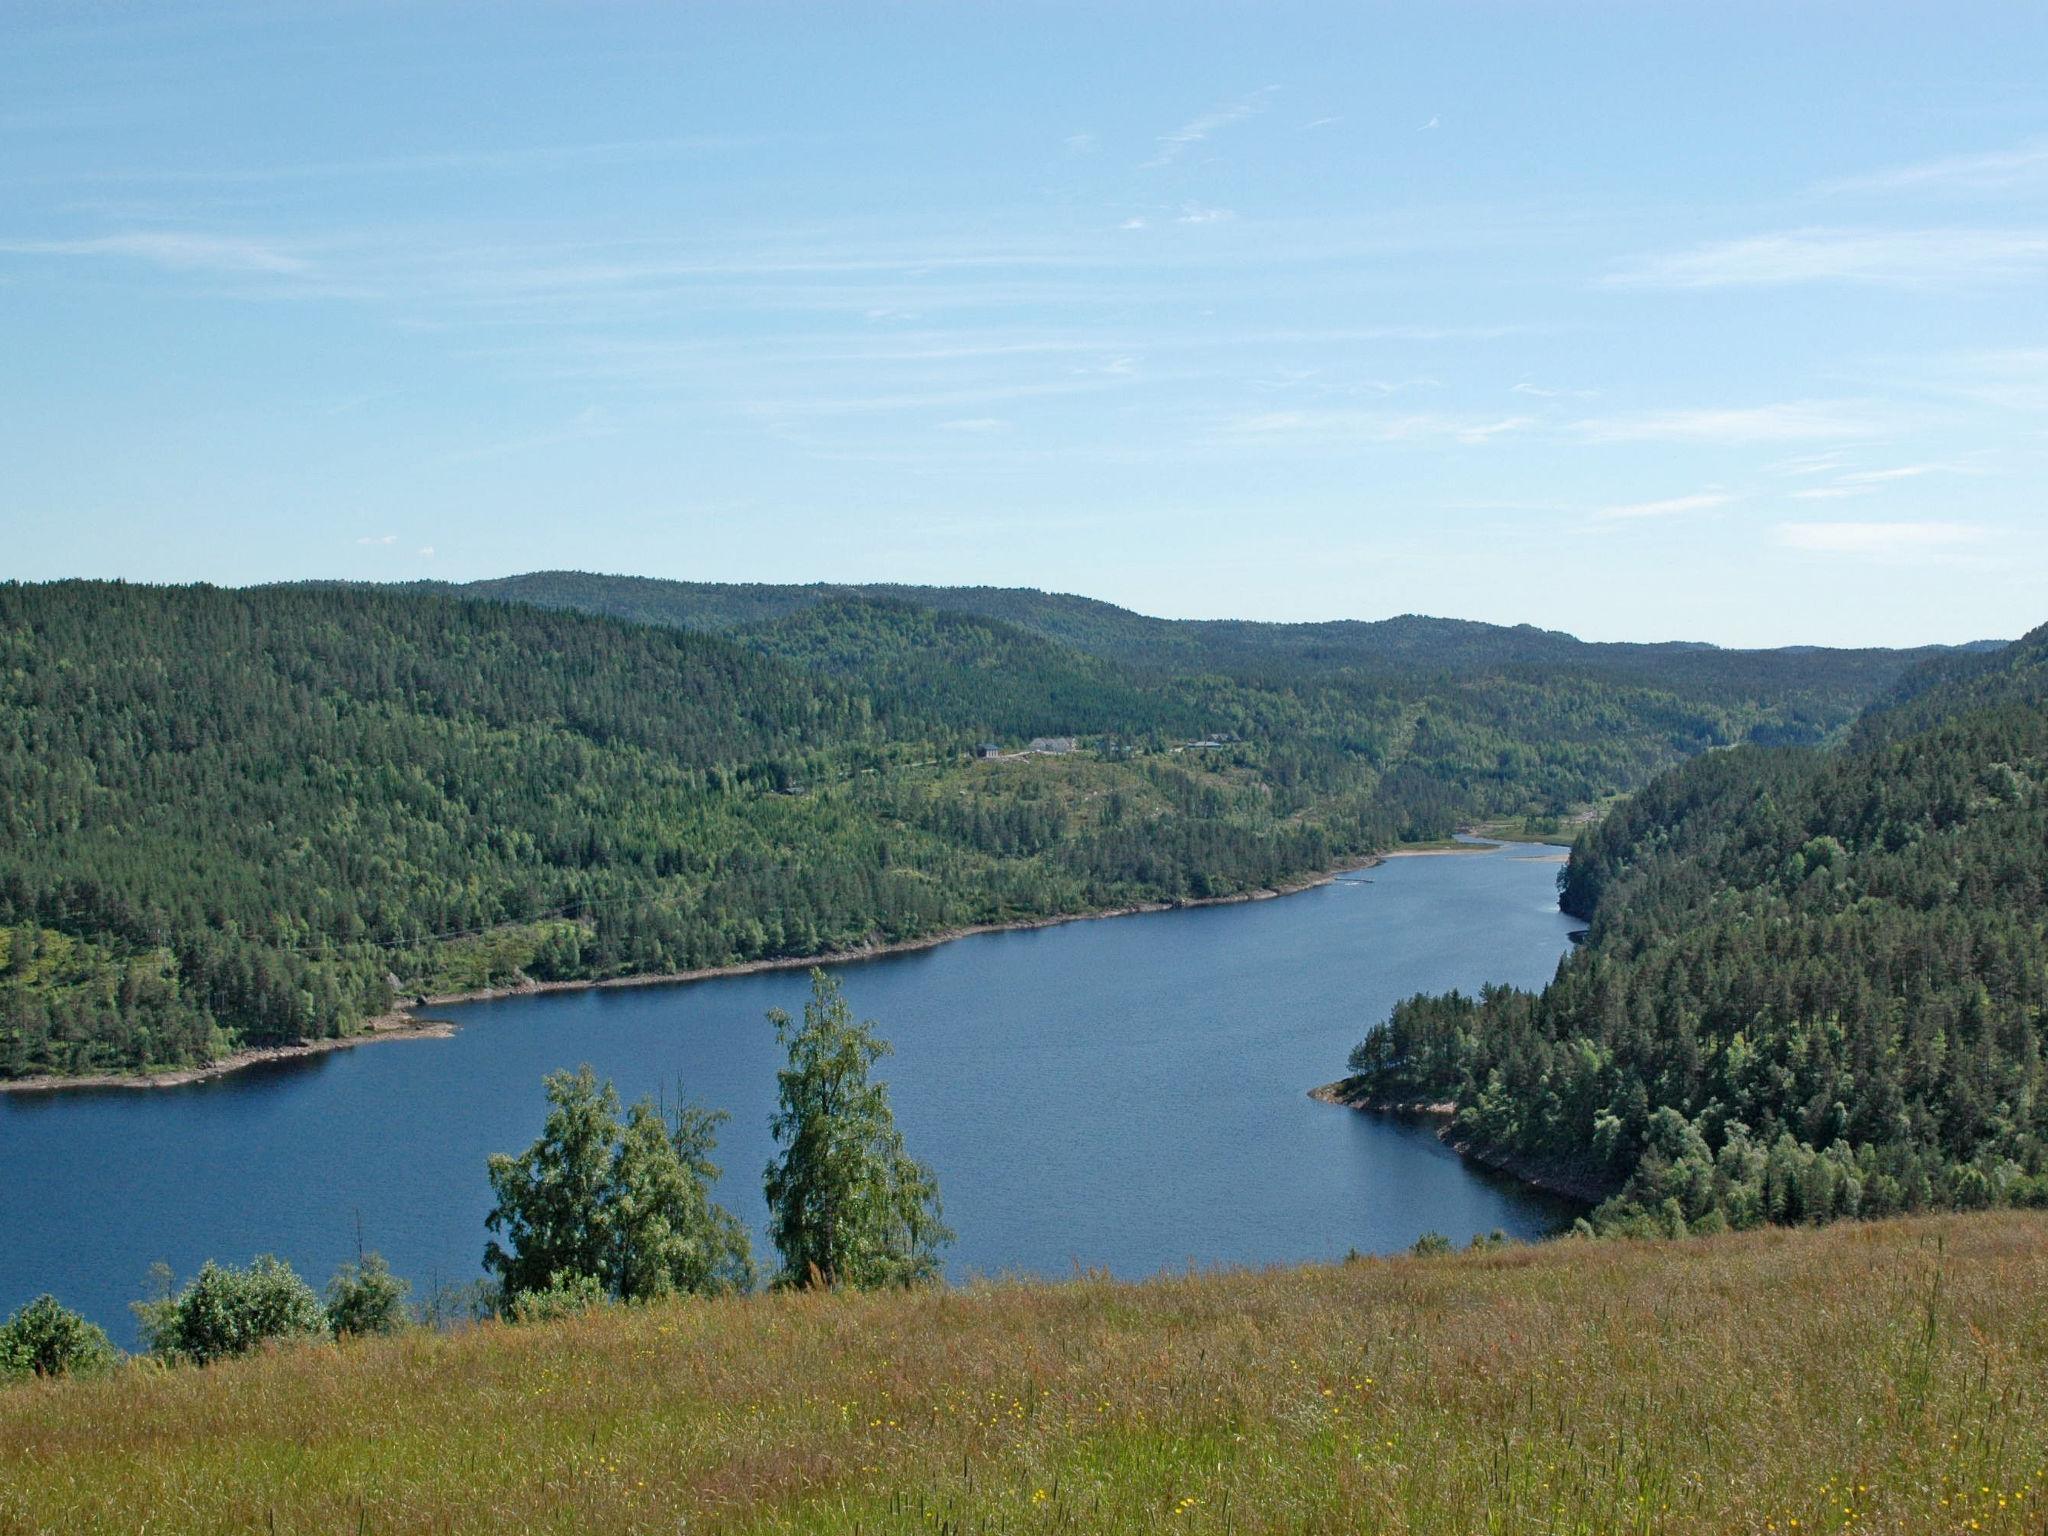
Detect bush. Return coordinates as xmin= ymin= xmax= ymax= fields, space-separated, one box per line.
xmin=1410 ymin=1232 xmax=1453 ymax=1257
xmin=508 ymin=1271 xmax=608 ymax=1325
xmin=0 ymin=1295 xmax=118 ymax=1381
xmin=326 ymin=1253 xmax=411 ymax=1339
xmin=135 ymin=1256 xmax=328 ymax=1365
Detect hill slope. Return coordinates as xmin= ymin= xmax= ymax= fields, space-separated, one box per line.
xmin=0 ymin=579 xmax=1976 ymax=1080
xmin=420 ymin=569 xmax=1963 ymax=727
xmin=3 ymin=1212 xmax=2044 ymax=1533
xmin=1341 ymin=620 xmax=2048 ymax=1230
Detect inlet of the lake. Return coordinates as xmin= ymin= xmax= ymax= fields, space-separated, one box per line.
xmin=1 ymin=840 xmax=1582 ymax=1343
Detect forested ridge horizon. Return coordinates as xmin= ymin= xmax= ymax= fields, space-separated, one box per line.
xmin=0 ymin=573 xmax=1983 ymax=1081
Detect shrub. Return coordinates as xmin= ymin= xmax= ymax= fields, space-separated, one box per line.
xmin=326 ymin=1253 xmax=411 ymax=1339
xmin=135 ymin=1256 xmax=328 ymax=1365
xmin=1410 ymin=1232 xmax=1453 ymax=1257
xmin=0 ymin=1296 xmax=118 ymax=1381
xmin=508 ymin=1271 xmax=608 ymax=1325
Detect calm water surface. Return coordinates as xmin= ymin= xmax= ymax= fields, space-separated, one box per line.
xmin=2 ymin=842 xmax=1579 ymax=1343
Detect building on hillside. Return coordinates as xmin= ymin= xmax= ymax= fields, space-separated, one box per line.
xmin=974 ymin=742 xmax=1002 ymax=759
xmin=1026 ymin=736 xmax=1077 ymax=755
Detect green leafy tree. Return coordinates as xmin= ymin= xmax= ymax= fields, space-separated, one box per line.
xmin=484 ymin=1066 xmax=624 ymax=1301
xmin=0 ymin=1295 xmax=118 ymax=1380
xmin=134 ymin=1256 xmax=327 ymax=1365
xmin=612 ymin=1100 xmax=755 ymax=1300
xmin=325 ymin=1252 xmax=411 ymax=1339
xmin=764 ymin=971 xmax=952 ymax=1289
xmin=484 ymin=1065 xmax=752 ymax=1306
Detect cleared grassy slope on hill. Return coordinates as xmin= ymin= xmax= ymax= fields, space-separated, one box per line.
xmin=5 ymin=1212 xmax=2046 ymax=1534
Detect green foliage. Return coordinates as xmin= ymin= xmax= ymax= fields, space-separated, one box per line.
xmin=325 ymin=1253 xmax=410 ymax=1339
xmin=611 ymin=1100 xmax=756 ymax=1301
xmin=1 ymin=577 xmax=1959 ymax=1080
xmin=0 ymin=1295 xmax=118 ymax=1381
xmin=134 ymin=1255 xmax=328 ymax=1366
xmin=1409 ymin=1232 xmax=1454 ymax=1257
xmin=764 ymin=971 xmax=952 ymax=1289
xmin=484 ymin=1065 xmax=753 ymax=1306
xmin=1348 ymin=622 xmax=2048 ymax=1236
xmin=507 ymin=1272 xmax=608 ymax=1325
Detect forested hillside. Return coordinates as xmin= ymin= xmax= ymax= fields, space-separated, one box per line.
xmin=406 ymin=571 xmax=1962 ymax=739
xmin=0 ymin=579 xmax=1958 ymax=1080
xmin=1341 ymin=621 xmax=2048 ymax=1232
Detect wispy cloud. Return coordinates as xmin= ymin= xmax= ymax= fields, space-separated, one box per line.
xmin=1573 ymin=401 xmax=1883 ymax=445
xmin=1608 ymin=227 xmax=2048 ymax=288
xmin=1063 ymin=132 xmax=1097 ymax=155
xmin=1904 ymin=347 xmax=2048 ymax=414
xmin=1418 ymin=116 xmax=1440 ymax=132
xmin=0 ymin=231 xmax=308 ymax=274
xmin=417 ymin=546 xmax=436 ymax=558
xmin=1596 ymin=491 xmax=1734 ymax=521
xmin=17 ymin=136 xmax=759 ymax=190
xmin=1175 ymin=203 xmax=1234 ymax=225
xmin=355 ymin=534 xmax=398 ymax=546
xmin=1774 ymin=520 xmax=1985 ymax=560
xmin=1790 ymin=464 xmax=1960 ymax=501
xmin=1824 ymin=140 xmax=2048 ymax=196
xmin=1142 ymin=87 xmax=1277 ymax=169
xmin=1768 ymin=450 xmax=1856 ymax=478
xmin=1229 ymin=410 xmax=1533 ymax=445
xmin=938 ymin=417 xmax=1007 ymax=433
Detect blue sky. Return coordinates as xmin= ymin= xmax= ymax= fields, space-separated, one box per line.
xmin=4 ymin=3 xmax=2045 ymax=647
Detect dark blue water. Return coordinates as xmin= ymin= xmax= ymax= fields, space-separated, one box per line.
xmin=0 ymin=842 xmax=1579 ymax=1344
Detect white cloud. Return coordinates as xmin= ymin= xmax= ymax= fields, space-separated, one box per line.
xmin=356 ymin=534 xmax=398 ymax=545
xmin=1573 ymin=401 xmax=1882 ymax=445
xmin=1142 ymin=87 xmax=1277 ymax=168
xmin=0 ymin=231 xmax=308 ymax=274
xmin=1175 ymin=203 xmax=1234 ymax=225
xmin=1063 ymin=132 xmax=1097 ymax=155
xmin=1774 ymin=520 xmax=1985 ymax=559
xmin=1608 ymin=227 xmax=2048 ymax=288
xmin=1118 ymin=217 xmax=1149 ymax=231
xmin=1419 ymin=116 xmax=1440 ymax=132
xmin=1824 ymin=140 xmax=2048 ymax=196
xmin=1301 ymin=116 xmax=1340 ymax=131
xmin=417 ymin=546 xmax=436 ymax=557
xmin=1595 ymin=491 xmax=1734 ymax=521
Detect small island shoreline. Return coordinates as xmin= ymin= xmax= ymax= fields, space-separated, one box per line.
xmin=5 ymin=842 xmax=1523 ymax=1095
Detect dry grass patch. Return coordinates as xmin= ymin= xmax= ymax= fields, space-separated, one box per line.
xmin=4 ymin=1213 xmax=2047 ymax=1533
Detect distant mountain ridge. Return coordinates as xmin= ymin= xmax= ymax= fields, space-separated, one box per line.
xmin=366 ymin=570 xmax=1990 ymax=686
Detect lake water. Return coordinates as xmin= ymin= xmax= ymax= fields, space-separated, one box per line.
xmin=0 ymin=841 xmax=1580 ymax=1344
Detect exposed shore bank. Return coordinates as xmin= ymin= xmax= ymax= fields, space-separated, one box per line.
xmin=1309 ymin=1077 xmax=1611 ymax=1206
xmin=6 ymin=843 xmax=1455 ymax=1094
xmin=0 ymin=1016 xmax=459 ymax=1095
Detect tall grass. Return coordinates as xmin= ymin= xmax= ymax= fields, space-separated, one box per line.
xmin=4 ymin=1213 xmax=2046 ymax=1533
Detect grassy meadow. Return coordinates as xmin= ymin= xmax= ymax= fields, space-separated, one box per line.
xmin=5 ymin=1212 xmax=2047 ymax=1534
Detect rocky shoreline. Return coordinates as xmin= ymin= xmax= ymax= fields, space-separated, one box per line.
xmin=1308 ymin=1078 xmax=1611 ymax=1206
